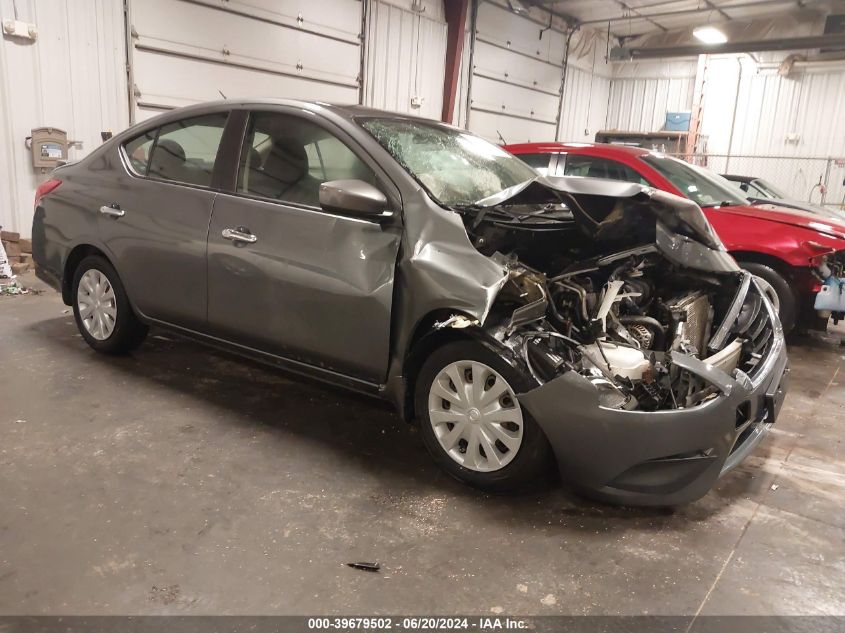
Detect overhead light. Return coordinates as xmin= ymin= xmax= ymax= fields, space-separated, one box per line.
xmin=693 ymin=26 xmax=728 ymax=45
xmin=507 ymin=0 xmax=529 ymax=15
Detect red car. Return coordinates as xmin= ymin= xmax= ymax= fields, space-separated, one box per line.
xmin=505 ymin=142 xmax=845 ymax=332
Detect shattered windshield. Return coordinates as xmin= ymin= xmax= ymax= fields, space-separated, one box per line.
xmin=641 ymin=155 xmax=747 ymax=208
xmin=359 ymin=118 xmax=537 ymax=207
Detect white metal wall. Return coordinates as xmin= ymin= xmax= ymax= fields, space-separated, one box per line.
xmin=0 ymin=0 xmax=128 ymax=238
xmin=605 ymin=60 xmax=697 ymax=133
xmin=557 ymin=29 xmax=611 ymax=143
xmin=129 ymin=0 xmax=363 ymax=120
xmin=701 ymin=58 xmax=845 ymax=207
xmin=703 ymin=59 xmax=845 ymax=157
xmin=363 ymin=0 xmax=447 ymax=120
xmin=605 ymin=54 xmax=845 ymax=206
xmin=558 ymin=65 xmax=610 ymax=142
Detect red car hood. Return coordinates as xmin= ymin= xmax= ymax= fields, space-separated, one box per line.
xmin=720 ymin=203 xmax=845 ymax=240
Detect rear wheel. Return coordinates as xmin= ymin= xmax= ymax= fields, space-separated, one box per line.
xmin=739 ymin=262 xmax=796 ymax=334
xmin=414 ymin=340 xmax=552 ymax=491
xmin=72 ymin=255 xmax=148 ymax=354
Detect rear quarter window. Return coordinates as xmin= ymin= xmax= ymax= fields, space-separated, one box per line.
xmin=123 ymin=130 xmax=156 ymax=175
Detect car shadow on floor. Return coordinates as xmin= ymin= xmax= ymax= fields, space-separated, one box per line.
xmin=29 ymin=315 xmax=766 ymax=527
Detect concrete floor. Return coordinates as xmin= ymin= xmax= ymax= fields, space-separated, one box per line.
xmin=2 ymin=272 xmax=844 ymax=616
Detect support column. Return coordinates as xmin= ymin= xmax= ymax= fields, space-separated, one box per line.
xmin=441 ymin=0 xmax=469 ymax=124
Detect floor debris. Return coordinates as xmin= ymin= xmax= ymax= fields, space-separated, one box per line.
xmin=346 ymin=562 xmax=380 ymax=572
xmin=1 ymin=279 xmax=41 ymax=296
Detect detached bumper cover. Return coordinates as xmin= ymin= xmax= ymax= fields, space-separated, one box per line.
xmin=518 ymin=327 xmax=788 ymax=506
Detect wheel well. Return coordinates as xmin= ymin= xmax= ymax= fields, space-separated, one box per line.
xmin=62 ymin=245 xmax=108 ymax=304
xmin=401 ymin=310 xmax=476 ymax=423
xmin=730 ymin=251 xmax=793 ymax=278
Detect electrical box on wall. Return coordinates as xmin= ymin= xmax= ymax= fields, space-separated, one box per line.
xmin=30 ymin=127 xmax=68 ymax=168
xmin=2 ymin=19 xmax=37 ymax=41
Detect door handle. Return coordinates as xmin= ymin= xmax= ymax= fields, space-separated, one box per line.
xmin=221 ymin=227 xmax=258 ymax=244
xmin=99 ymin=204 xmax=125 ymax=218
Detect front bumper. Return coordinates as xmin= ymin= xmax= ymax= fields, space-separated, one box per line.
xmin=518 ymin=314 xmax=789 ymax=507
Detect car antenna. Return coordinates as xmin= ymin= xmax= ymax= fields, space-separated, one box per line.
xmin=218 ymin=89 xmax=227 ymax=99
xmin=496 ymin=130 xmax=507 ymax=146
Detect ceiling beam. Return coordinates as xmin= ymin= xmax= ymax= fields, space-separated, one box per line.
xmin=611 ymin=0 xmax=668 ymax=32
xmin=610 ymin=32 xmax=845 ymax=60
xmin=577 ymin=0 xmax=823 ymax=26
xmin=703 ymin=0 xmax=732 ymax=20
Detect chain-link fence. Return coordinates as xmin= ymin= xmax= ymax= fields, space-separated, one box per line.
xmin=677 ymin=154 xmax=845 ymax=212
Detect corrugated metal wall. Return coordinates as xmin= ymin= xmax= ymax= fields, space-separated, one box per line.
xmin=605 ymin=60 xmax=697 ymax=133
xmin=363 ymin=0 xmax=447 ymax=120
xmin=605 ymin=54 xmax=845 ymax=206
xmin=558 ymin=65 xmax=610 ymax=142
xmin=700 ymin=58 xmax=845 ymax=206
xmin=557 ymin=28 xmax=611 ymax=143
xmin=704 ymin=59 xmax=845 ymax=157
xmin=0 ymin=0 xmax=128 ymax=238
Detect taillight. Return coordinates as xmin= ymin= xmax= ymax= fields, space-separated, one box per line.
xmin=34 ymin=178 xmax=62 ymax=209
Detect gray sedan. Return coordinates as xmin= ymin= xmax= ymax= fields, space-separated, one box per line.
xmin=32 ymin=100 xmax=788 ymax=505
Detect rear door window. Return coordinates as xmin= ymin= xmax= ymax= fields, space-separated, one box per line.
xmin=146 ymin=113 xmax=228 ymax=188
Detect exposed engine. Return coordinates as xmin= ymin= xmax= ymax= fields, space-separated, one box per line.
xmin=444 ymin=180 xmax=761 ymax=412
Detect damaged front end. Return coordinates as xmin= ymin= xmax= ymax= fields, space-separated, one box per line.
xmin=442 ymin=177 xmax=789 ymax=505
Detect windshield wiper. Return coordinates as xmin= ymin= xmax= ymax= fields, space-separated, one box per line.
xmin=700 ymin=201 xmax=738 ymax=208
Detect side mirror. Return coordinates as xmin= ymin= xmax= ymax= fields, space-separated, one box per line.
xmin=319 ymin=179 xmax=390 ymax=219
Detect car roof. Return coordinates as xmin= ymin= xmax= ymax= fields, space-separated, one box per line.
xmin=504 ymin=141 xmax=652 ymax=157
xmin=113 ymin=98 xmax=460 ymax=146
xmin=137 ymin=98 xmax=449 ymax=127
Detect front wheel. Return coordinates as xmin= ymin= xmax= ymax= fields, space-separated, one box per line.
xmin=414 ymin=340 xmax=553 ymax=492
xmin=739 ymin=262 xmax=797 ymax=334
xmin=72 ymin=255 xmax=148 ymax=354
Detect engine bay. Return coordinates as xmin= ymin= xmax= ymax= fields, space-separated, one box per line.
xmin=446 ymin=180 xmax=760 ymax=413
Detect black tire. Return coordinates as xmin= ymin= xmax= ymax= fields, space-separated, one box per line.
xmin=414 ymin=340 xmax=553 ymax=492
xmin=71 ymin=255 xmax=148 ymax=354
xmin=738 ymin=262 xmax=797 ymax=334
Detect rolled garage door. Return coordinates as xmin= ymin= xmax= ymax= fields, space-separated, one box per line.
xmin=468 ymin=0 xmax=566 ymax=143
xmin=128 ymin=0 xmax=363 ymax=121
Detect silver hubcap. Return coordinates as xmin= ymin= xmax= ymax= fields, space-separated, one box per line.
xmin=428 ymin=360 xmax=524 ymax=472
xmin=77 ymin=269 xmax=117 ymax=341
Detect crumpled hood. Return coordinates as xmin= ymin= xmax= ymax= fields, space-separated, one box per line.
xmin=541 ymin=175 xmax=726 ymax=251
xmin=720 ymin=203 xmax=845 ymax=241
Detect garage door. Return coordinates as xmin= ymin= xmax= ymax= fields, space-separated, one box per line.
xmin=468 ymin=0 xmax=566 ymax=143
xmin=128 ymin=0 xmax=363 ymax=121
